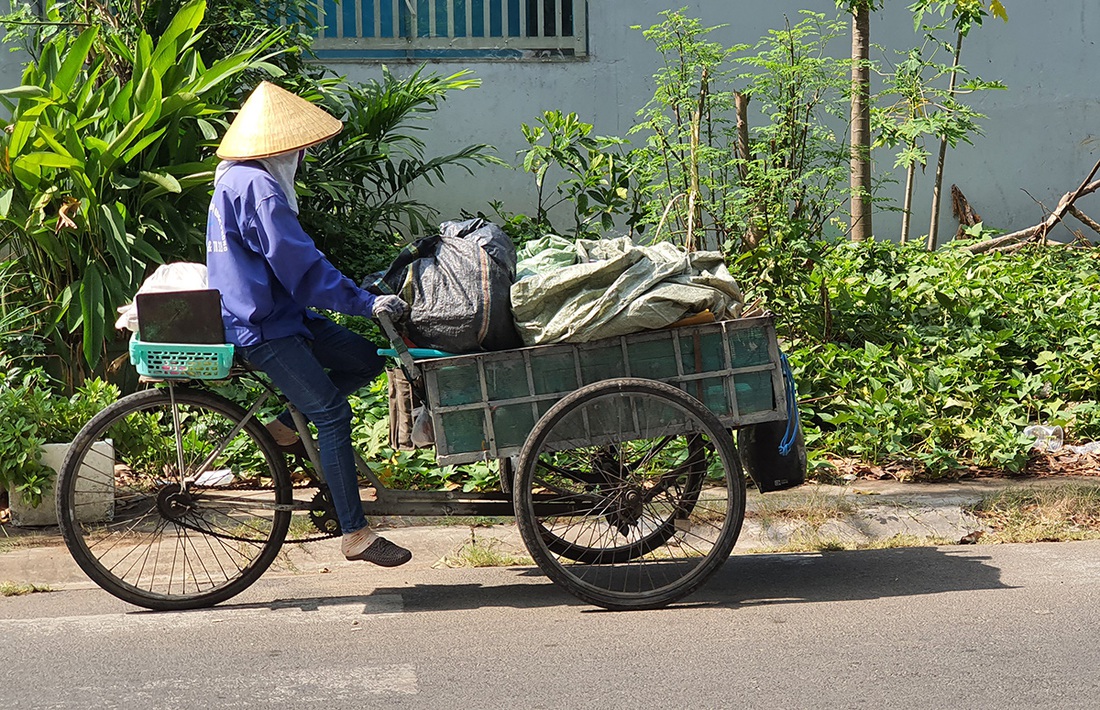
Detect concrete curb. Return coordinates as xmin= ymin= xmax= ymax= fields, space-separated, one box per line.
xmin=2 ymin=476 xmax=1097 ymax=590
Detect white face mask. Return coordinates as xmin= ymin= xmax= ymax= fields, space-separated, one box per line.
xmin=257 ymin=150 xmax=303 ymax=215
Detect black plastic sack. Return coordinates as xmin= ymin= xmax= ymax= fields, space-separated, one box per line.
xmin=365 ymin=218 xmax=521 ymax=353
xmin=737 ymin=420 xmax=807 ymax=493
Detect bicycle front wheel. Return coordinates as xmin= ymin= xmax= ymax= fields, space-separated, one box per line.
xmin=56 ymin=386 xmax=292 ymax=610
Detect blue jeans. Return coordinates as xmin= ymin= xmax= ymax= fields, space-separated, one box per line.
xmin=240 ymin=317 xmax=384 ymax=534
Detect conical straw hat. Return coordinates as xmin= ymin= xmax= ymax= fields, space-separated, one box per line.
xmin=217 ymin=81 xmax=343 ymax=160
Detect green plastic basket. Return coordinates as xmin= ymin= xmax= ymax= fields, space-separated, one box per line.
xmin=129 ymin=335 xmax=235 ymax=380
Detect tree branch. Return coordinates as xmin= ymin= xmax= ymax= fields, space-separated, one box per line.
xmin=968 ymin=158 xmax=1100 ymax=253
xmin=1068 ymin=205 xmax=1100 ymax=237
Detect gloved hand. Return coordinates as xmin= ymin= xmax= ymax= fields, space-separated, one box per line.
xmin=372 ymin=294 xmax=409 ymax=320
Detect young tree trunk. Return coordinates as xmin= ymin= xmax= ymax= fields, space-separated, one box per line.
xmin=951 ymin=184 xmax=982 ymax=239
xmin=685 ymin=68 xmax=709 ymax=252
xmin=927 ymin=31 xmax=964 ymax=251
xmin=849 ymin=5 xmax=873 ymax=242
xmin=901 ymin=161 xmax=915 ymax=244
xmin=735 ymin=91 xmax=762 ymax=250
xmin=735 ymin=92 xmax=752 ymax=173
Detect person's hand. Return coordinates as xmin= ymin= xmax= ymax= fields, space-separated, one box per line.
xmin=372 ymin=294 xmax=409 ymax=320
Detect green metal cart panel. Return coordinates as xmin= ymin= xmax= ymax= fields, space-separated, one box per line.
xmin=419 ymin=316 xmax=788 ymax=466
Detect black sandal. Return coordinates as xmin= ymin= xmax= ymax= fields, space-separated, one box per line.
xmin=345 ymin=537 xmax=413 ymax=567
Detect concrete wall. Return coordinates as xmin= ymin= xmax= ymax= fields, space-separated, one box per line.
xmin=0 ymin=1 xmax=1094 ymax=240
xmin=331 ymin=0 xmax=1100 ymax=240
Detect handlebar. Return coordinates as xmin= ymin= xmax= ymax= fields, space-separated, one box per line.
xmin=376 ymin=312 xmax=420 ymax=382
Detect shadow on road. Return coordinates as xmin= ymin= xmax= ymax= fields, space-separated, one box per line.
xmin=209 ymin=580 xmax=580 ymax=615
xmin=697 ymin=546 xmax=1012 ymax=608
xmin=209 ymin=545 xmax=1010 ymax=615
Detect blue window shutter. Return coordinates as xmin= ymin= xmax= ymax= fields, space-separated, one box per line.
xmin=323 ymin=0 xmax=338 ymax=37
xmin=342 ymin=0 xmax=357 ymax=37
xmin=453 ymin=0 xmax=467 ymax=37
xmin=380 ymin=0 xmax=395 ymax=37
xmin=362 ymin=0 xmax=375 ymax=36
xmin=489 ymin=0 xmax=501 ymax=38
xmin=507 ymin=0 xmax=519 ymax=37
xmin=471 ymin=0 xmax=484 ymax=36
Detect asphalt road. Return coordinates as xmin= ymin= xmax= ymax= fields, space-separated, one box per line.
xmin=4 ymin=540 xmax=1100 ymax=709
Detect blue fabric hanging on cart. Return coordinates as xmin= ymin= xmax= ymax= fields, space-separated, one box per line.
xmin=778 ymin=352 xmax=801 ymax=456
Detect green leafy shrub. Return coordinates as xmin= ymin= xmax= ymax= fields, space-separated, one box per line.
xmin=626 ymin=10 xmax=850 ymax=250
xmin=0 ymin=372 xmax=52 ymax=507
xmin=297 ymin=67 xmax=500 ymax=284
xmin=734 ymin=238 xmax=1100 ymax=477
xmin=629 ymin=9 xmax=742 ymax=249
xmin=205 ymin=373 xmax=500 ymax=493
xmin=0 ymin=259 xmax=47 ymax=378
xmin=506 ymin=10 xmax=851 ymax=250
xmin=872 ymin=24 xmax=1006 ymax=245
xmin=348 ymin=377 xmax=501 ymax=492
xmin=731 ymin=12 xmax=850 ymax=247
xmin=0 ymin=370 xmax=120 ymax=507
xmin=0 ymin=0 xmax=288 ymax=383
xmin=509 ymin=110 xmax=642 ymax=241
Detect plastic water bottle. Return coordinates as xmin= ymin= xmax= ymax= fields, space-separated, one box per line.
xmin=1023 ymin=424 xmax=1063 ymax=453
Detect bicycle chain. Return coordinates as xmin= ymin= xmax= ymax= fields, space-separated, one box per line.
xmin=174 ymin=478 xmax=342 ymax=543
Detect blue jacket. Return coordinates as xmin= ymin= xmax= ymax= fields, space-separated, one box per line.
xmin=205 ymin=161 xmax=377 ymax=347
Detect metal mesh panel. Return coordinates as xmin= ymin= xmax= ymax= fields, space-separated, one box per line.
xmin=310 ymin=0 xmax=586 ymax=58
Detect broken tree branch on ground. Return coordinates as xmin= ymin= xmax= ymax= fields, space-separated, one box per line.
xmin=967 ymin=157 xmax=1100 ymax=253
xmin=1068 ymin=205 xmax=1100 ymax=238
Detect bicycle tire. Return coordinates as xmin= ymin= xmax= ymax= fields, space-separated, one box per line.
xmin=514 ymin=378 xmax=745 ymax=611
xmin=56 ymin=387 xmax=292 ymax=610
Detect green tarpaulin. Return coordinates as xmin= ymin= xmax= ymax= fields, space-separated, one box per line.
xmin=511 ymin=237 xmax=743 ymax=345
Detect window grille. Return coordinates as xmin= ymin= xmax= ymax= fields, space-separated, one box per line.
xmin=309 ymin=0 xmax=587 ymax=60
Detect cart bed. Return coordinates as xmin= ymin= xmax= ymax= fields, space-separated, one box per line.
xmin=418 ymin=315 xmax=787 ymax=465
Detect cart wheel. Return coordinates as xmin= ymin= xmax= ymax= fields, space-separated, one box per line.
xmin=56 ymin=387 xmax=292 ymax=611
xmin=529 ymin=437 xmax=705 ymax=565
xmin=513 ymin=378 xmax=745 ymax=610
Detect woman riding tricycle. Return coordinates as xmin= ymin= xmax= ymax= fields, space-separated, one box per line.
xmin=56 ymin=83 xmax=804 ymax=612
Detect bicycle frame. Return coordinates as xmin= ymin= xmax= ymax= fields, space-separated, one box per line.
xmin=173 ymin=372 xmax=587 ymax=519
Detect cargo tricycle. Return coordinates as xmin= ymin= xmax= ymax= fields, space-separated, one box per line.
xmin=56 ymin=313 xmax=800 ymax=611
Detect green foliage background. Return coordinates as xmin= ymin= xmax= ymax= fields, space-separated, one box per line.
xmin=0 ymin=0 xmax=290 ymax=383
xmin=733 ymin=238 xmax=1100 ymax=477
